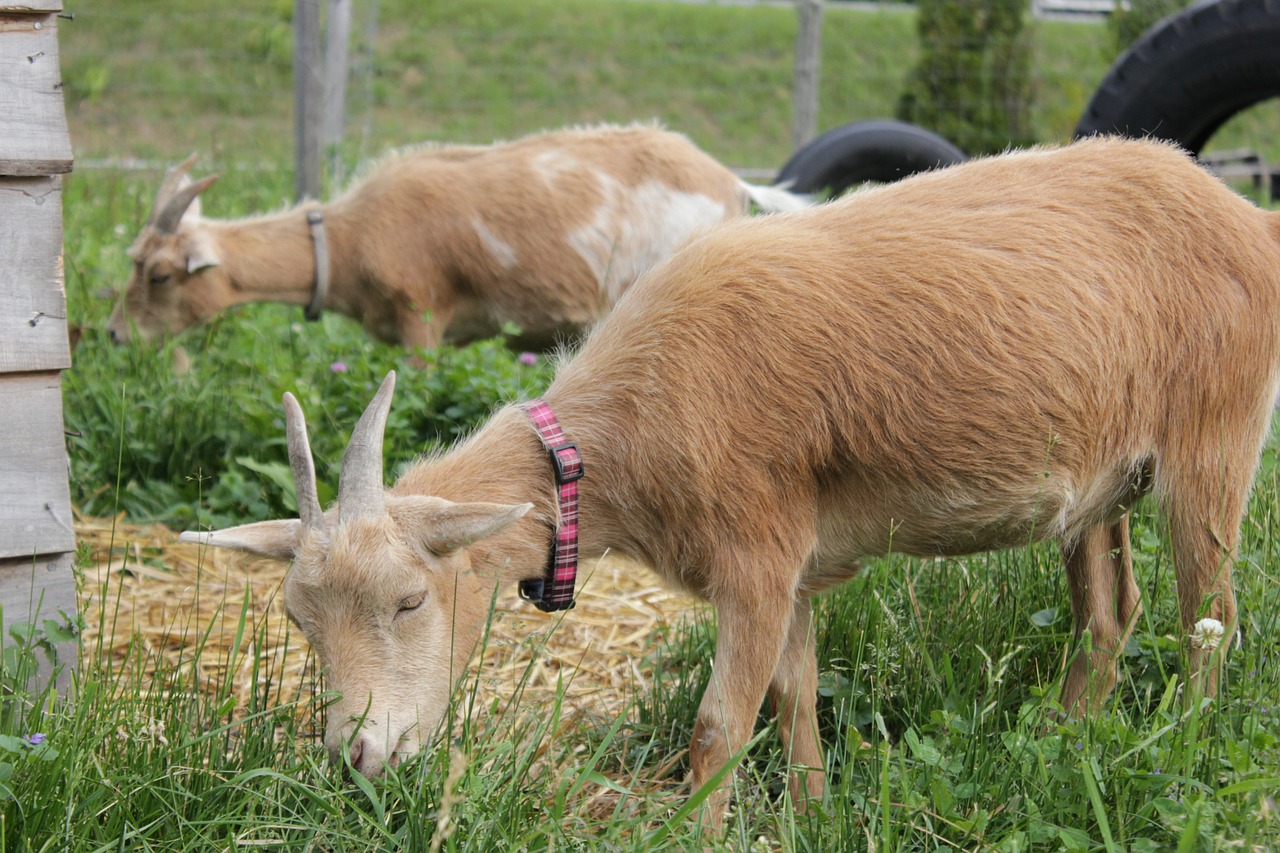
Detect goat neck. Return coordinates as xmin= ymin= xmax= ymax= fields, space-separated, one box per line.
xmin=205 ymin=205 xmax=340 ymax=311
xmin=390 ymin=405 xmax=571 ymax=585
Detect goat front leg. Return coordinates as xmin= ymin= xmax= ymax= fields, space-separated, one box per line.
xmin=1060 ymin=515 xmax=1142 ymax=715
xmin=398 ymin=298 xmax=453 ymax=354
xmin=767 ymin=595 xmax=826 ymax=809
xmin=689 ymin=583 xmax=794 ymax=829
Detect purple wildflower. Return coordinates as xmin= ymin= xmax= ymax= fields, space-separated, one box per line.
xmin=517 ymin=352 xmax=538 ymax=366
xmin=25 ymin=733 xmax=46 ymax=746
xmin=330 ymin=361 xmax=349 ymax=374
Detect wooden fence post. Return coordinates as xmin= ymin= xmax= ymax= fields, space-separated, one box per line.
xmin=323 ymin=0 xmax=352 ymax=182
xmin=294 ymin=0 xmax=323 ymax=200
xmin=0 ymin=0 xmax=77 ymax=688
xmin=295 ymin=0 xmax=353 ymax=198
xmin=792 ymin=0 xmax=824 ymax=151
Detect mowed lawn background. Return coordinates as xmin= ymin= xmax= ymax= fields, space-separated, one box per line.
xmin=4 ymin=0 xmax=1277 ymax=849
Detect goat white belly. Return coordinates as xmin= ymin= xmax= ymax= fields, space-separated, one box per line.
xmin=813 ymin=457 xmax=1148 ymax=572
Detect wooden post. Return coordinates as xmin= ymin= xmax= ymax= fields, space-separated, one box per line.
xmin=294 ymin=0 xmax=323 ymax=200
xmin=0 ymin=0 xmax=76 ymax=689
xmin=792 ymin=0 xmax=824 ymax=151
xmin=353 ymin=0 xmax=381 ymax=162
xmin=323 ymin=0 xmax=352 ymax=185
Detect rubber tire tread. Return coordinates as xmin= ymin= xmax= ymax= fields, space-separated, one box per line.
xmin=1073 ymin=0 xmax=1280 ymax=154
xmin=774 ymin=119 xmax=968 ymax=195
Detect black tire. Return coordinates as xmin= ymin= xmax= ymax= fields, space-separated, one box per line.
xmin=1073 ymin=0 xmax=1280 ymax=155
xmin=774 ymin=119 xmax=968 ymax=196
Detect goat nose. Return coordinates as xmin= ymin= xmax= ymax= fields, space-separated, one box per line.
xmin=348 ymin=736 xmax=365 ymax=770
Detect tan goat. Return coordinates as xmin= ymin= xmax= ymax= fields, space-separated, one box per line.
xmin=106 ymin=124 xmax=807 ymax=351
xmin=183 ymin=137 xmax=1280 ymax=825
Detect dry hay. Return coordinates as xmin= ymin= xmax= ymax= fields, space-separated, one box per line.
xmin=75 ymin=514 xmax=704 ymax=742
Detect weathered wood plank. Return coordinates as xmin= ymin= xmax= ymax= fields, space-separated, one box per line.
xmin=294 ymin=0 xmax=323 ymax=200
xmin=0 ymin=373 xmax=75 ymax=559
xmin=0 ymin=552 xmax=76 ymax=630
xmin=0 ymin=3 xmax=63 ymax=13
xmin=0 ymin=13 xmax=72 ymax=175
xmin=0 ymin=550 xmax=76 ymax=690
xmin=0 ymin=175 xmax=70 ymax=372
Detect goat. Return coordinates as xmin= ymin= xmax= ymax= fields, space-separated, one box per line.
xmin=106 ymin=124 xmax=807 ymax=351
xmin=182 ymin=137 xmax=1280 ymax=825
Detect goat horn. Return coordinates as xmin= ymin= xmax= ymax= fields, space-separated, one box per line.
xmin=151 ymin=174 xmax=218 ymax=235
xmin=338 ymin=371 xmax=397 ymax=522
xmin=150 ymin=152 xmax=199 ymax=218
xmin=283 ymin=392 xmax=323 ymax=530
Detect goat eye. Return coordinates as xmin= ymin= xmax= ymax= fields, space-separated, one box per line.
xmin=396 ymin=592 xmax=427 ymax=616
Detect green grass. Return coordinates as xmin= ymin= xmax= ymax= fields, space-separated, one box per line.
xmin=59 ymin=0 xmax=1280 ymax=172
xmin=7 ymin=481 xmax=1280 ymax=849
xmin=11 ymin=0 xmax=1280 ymax=848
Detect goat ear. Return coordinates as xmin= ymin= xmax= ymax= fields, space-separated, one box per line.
xmin=390 ymin=496 xmax=533 ymax=555
xmin=179 ymin=519 xmax=303 ymax=560
xmin=186 ymin=231 xmax=221 ymax=275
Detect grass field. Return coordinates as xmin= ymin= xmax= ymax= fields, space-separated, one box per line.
xmin=60 ymin=0 xmax=1280 ymax=172
xmin=4 ymin=0 xmax=1279 ymax=849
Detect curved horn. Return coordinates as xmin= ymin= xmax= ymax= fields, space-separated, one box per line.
xmin=149 ymin=152 xmax=199 ymax=220
xmin=283 ymin=392 xmax=323 ymax=530
xmin=338 ymin=372 xmax=397 ymax=523
xmin=151 ymin=175 xmax=218 ymax=235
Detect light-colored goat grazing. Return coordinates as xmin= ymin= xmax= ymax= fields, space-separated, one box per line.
xmin=106 ymin=124 xmax=806 ymax=350
xmin=183 ymin=137 xmax=1280 ymax=825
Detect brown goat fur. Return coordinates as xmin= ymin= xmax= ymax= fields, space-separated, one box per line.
xmin=185 ymin=137 xmax=1280 ymax=825
xmin=106 ymin=124 xmax=806 ymax=351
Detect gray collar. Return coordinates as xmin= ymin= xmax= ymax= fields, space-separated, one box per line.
xmin=305 ymin=209 xmax=329 ymax=322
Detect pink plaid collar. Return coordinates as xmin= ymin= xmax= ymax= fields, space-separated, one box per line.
xmin=518 ymin=399 xmax=583 ymax=612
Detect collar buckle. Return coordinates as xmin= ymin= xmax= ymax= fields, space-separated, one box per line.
xmin=549 ymin=442 xmax=584 ymax=485
xmin=518 ymin=578 xmax=576 ymax=612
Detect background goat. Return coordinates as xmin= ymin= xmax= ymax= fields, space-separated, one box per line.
xmin=106 ymin=124 xmax=806 ymax=351
xmin=183 ymin=137 xmax=1280 ymax=825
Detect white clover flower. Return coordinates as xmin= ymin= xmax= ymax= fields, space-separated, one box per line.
xmin=1190 ymin=617 xmax=1226 ymax=651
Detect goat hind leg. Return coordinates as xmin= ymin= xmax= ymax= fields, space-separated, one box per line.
xmin=1060 ymin=515 xmax=1142 ymax=715
xmin=766 ymin=595 xmax=826 ymax=809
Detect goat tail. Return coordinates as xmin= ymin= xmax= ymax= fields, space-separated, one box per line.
xmin=740 ymin=180 xmax=814 ymax=214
